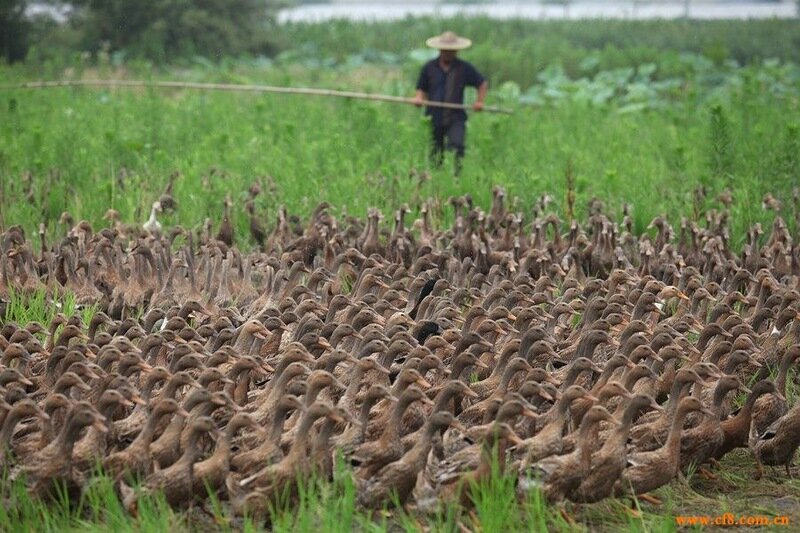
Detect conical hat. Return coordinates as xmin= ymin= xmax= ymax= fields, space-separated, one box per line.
xmin=425 ymin=31 xmax=472 ymax=51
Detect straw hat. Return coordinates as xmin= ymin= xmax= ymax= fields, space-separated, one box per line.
xmin=425 ymin=31 xmax=472 ymax=51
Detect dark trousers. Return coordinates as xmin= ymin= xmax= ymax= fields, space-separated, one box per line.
xmin=431 ymin=120 xmax=466 ymax=175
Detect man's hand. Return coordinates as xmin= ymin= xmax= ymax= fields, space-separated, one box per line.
xmin=473 ymin=101 xmax=485 ymax=112
xmin=413 ymin=96 xmax=424 ymax=107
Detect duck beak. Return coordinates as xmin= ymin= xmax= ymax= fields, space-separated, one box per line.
xmin=651 ymin=353 xmax=664 ymax=364
xmin=131 ymin=394 xmax=147 ymax=406
xmin=138 ymin=362 xmax=154 ymax=373
xmin=262 ymin=362 xmax=276 ymax=373
xmin=600 ymin=408 xmax=619 ymax=422
xmin=333 ymin=378 xmax=347 ymax=390
xmin=421 ymin=396 xmax=435 ymax=407
xmin=212 ymin=396 xmax=228 ymax=407
xmin=701 ymin=408 xmax=716 ymax=418
xmin=93 ymin=417 xmax=109 ymax=433
xmin=317 ymin=338 xmax=332 ymax=351
xmin=538 ymin=390 xmax=554 ymax=402
xmin=650 ymin=402 xmax=665 ymax=413
xmin=254 ymin=331 xmax=268 ymax=340
xmin=545 ymin=375 xmax=561 ymax=386
xmin=120 ymin=398 xmax=135 ymax=408
xmin=738 ymin=385 xmax=751 ymax=394
xmin=775 ymin=392 xmax=786 ymax=402
xmin=625 ymin=359 xmax=636 ymax=369
xmin=620 ymin=389 xmax=634 ymax=400
xmin=522 ymin=408 xmax=538 ymax=420
xmin=508 ymin=431 xmax=525 ymax=446
xmin=376 ymin=365 xmax=391 ymax=376
xmin=583 ymin=393 xmax=600 ymax=403
xmin=474 ymin=360 xmax=490 ymax=370
xmin=463 ymin=388 xmax=479 ymax=399
xmin=450 ymin=420 xmax=467 ymax=433
xmin=177 ymin=408 xmax=191 ymax=418
xmin=415 ymin=377 xmax=432 ymax=389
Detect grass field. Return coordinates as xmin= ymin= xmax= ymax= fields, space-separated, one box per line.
xmin=1 ymin=62 xmax=798 ymax=250
xmin=1 ymin=16 xmax=800 ymax=532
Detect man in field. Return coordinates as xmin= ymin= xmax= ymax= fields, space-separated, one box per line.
xmin=414 ymin=30 xmax=488 ymax=176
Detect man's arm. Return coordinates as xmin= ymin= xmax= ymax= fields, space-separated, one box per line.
xmin=473 ymin=80 xmax=488 ymax=111
xmin=414 ymin=89 xmax=426 ymax=107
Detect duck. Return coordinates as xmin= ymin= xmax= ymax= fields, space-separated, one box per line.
xmin=712 ymin=380 xmax=780 ymax=461
xmin=750 ymin=344 xmax=800 ymax=441
xmin=358 ymin=411 xmax=464 ymax=510
xmin=569 ymin=394 xmax=663 ymax=503
xmin=519 ymin=405 xmax=617 ymax=503
xmin=192 ymin=412 xmax=260 ymax=498
xmin=438 ymin=422 xmax=524 ymax=507
xmin=680 ymin=375 xmax=749 ymax=475
xmin=350 ymin=386 xmax=434 ymax=478
xmin=122 ymin=415 xmax=218 ymax=513
xmin=0 ymin=399 xmax=49 ymax=469
xmin=518 ymin=385 xmax=597 ymax=467
xmin=613 ymin=396 xmax=714 ymax=504
xmin=629 ymin=368 xmax=707 ymax=451
xmin=19 ymin=402 xmax=106 ymax=500
xmin=229 ymin=402 xmax=345 ymax=517
xmin=752 ymin=400 xmax=800 ymax=479
xmin=104 ymin=398 xmax=189 ymax=481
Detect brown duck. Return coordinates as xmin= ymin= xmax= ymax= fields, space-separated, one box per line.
xmin=520 ymin=405 xmax=617 ymax=503
xmin=122 ymin=415 xmax=218 ymax=513
xmin=104 ymin=398 xmax=189 ymax=481
xmin=614 ymin=397 xmax=713 ymax=502
xmin=358 ymin=411 xmax=463 ymax=510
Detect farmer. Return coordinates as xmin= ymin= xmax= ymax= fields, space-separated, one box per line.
xmin=414 ymin=30 xmax=488 ymax=176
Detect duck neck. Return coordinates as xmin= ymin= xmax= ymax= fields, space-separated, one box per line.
xmin=664 ymin=405 xmax=692 ymax=458
xmin=339 ymin=367 xmax=364 ymax=409
xmin=403 ymin=422 xmax=439 ymax=472
xmin=775 ymin=354 xmax=796 ymax=394
xmin=180 ymin=427 xmax=207 ymax=466
xmin=0 ymin=408 xmax=31 ymax=452
xmin=433 ymin=385 xmax=459 ymax=414
xmin=576 ymin=416 xmax=601 ymax=466
xmin=136 ymin=409 xmax=169 ymax=449
xmin=665 ymin=380 xmax=691 ymax=416
xmin=285 ymin=411 xmax=322 ymax=463
xmin=57 ymin=416 xmax=87 ymax=459
xmin=380 ymin=395 xmax=415 ymax=442
xmin=270 ymin=405 xmax=293 ymax=444
xmin=498 ymin=365 xmax=523 ymax=393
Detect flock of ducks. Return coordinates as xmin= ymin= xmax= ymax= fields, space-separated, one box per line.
xmin=0 ymin=183 xmax=799 ymax=521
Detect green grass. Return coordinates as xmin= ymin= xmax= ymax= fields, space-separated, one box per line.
xmin=3 ymin=451 xmax=794 ymax=532
xmin=0 ymin=58 xmax=797 ymax=250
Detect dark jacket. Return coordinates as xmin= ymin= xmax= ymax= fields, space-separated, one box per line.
xmin=416 ymin=57 xmax=485 ymax=127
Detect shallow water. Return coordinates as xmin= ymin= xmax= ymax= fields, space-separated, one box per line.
xmin=278 ymin=1 xmax=797 ymax=23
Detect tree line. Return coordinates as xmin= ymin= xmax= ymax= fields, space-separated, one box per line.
xmin=1 ymin=0 xmax=282 ymax=64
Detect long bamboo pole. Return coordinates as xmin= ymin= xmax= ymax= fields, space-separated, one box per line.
xmin=2 ymin=79 xmax=515 ymax=114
